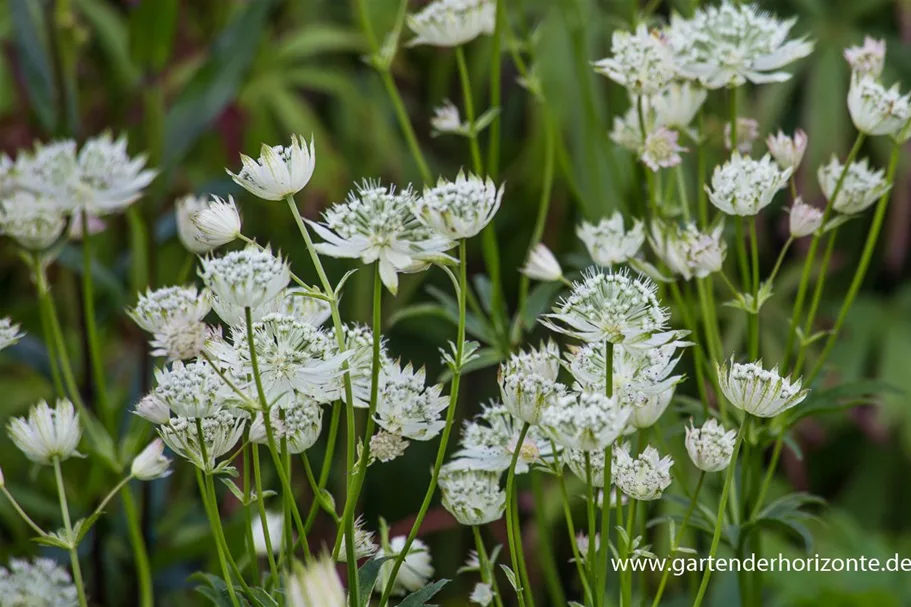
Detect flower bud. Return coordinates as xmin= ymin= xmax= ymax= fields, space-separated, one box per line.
xmin=844 ymin=37 xmax=886 ymax=79
xmin=131 ymin=439 xmax=172 ymax=480
xmin=192 ymin=195 xmax=242 ymax=249
xmin=766 ymin=129 xmax=807 ymax=172
xmin=685 ymin=419 xmax=736 ymax=472
xmin=520 ymin=244 xmax=563 ymax=282
xmin=788 ymin=198 xmax=823 ymax=238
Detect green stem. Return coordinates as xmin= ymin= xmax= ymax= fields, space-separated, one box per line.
xmin=749 ymin=436 xmax=784 ymax=520
xmin=696 ymin=110 xmax=708 ymax=226
xmin=375 ymin=240 xmax=468 ymax=607
xmin=766 ymin=238 xmax=793 ymax=286
xmin=242 ymin=443 xmax=261 ymax=584
xmin=691 ymin=415 xmax=749 ymax=607
xmin=54 ymin=458 xmax=89 ymax=607
xmin=530 ymin=473 xmax=566 ymax=607
xmin=748 ymin=217 xmax=760 ymax=359
xmin=303 ymin=402 xmax=342 ymax=534
xmin=487 ymin=0 xmax=505 ymax=179
xmin=252 ymin=445 xmax=279 ymax=582
xmin=557 ymin=467 xmax=594 ymax=605
xmin=794 ymin=227 xmax=838 ymax=375
xmin=456 ymin=46 xmax=484 ymax=173
xmin=734 ymin=218 xmax=750 ymax=293
xmin=80 ymin=209 xmax=111 ymax=425
xmin=33 ymin=258 xmax=65 ymax=398
xmin=121 ymin=484 xmax=154 ymax=607
xmin=473 ymin=526 xmax=506 ymax=607
xmin=194 ymin=470 xmax=242 ymax=607
xmin=1 ymin=487 xmax=47 ymax=536
xmin=621 ymin=499 xmax=638 ymax=607
xmin=650 ymin=472 xmax=706 ymax=607
xmin=597 ymin=343 xmax=615 ymax=601
xmin=584 ymin=452 xmax=599 ymax=607
xmin=728 ymin=88 xmax=738 ymax=156
xmin=506 ymin=423 xmax=532 ymax=607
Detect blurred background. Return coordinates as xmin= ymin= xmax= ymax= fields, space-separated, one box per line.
xmin=1 ymin=0 xmax=911 ymax=605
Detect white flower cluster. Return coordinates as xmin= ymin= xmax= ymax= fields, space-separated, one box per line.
xmin=7 ymin=399 xmax=82 ymax=466
xmin=129 ymin=285 xmax=213 ymax=361
xmin=175 ymin=194 xmax=242 ymax=254
xmin=0 ymin=317 xmax=24 ymax=352
xmin=612 ymin=443 xmax=674 ymax=501
xmin=707 ymin=153 xmax=791 ymax=216
xmin=817 ymin=156 xmax=891 ymax=215
xmin=227 ymin=134 xmax=315 ymax=201
xmin=577 ymin=213 xmax=645 ymax=267
xmin=439 ymin=467 xmax=506 ymax=526
xmin=717 ymin=358 xmax=809 ymax=418
xmin=407 ymin=0 xmax=495 ymax=48
xmin=685 ymin=418 xmax=736 ymax=472
xmin=649 ymin=220 xmax=727 ymax=280
xmin=0 ymin=557 xmax=79 ymax=607
xmin=594 ymin=24 xmax=677 ymax=96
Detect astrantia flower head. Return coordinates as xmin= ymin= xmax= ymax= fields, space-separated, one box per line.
xmin=134 ymin=394 xmax=171 ymax=425
xmin=628 ymin=388 xmax=675 ymax=429
xmin=665 ymin=1 xmax=814 ymax=88
xmin=0 ymin=190 xmax=66 ymax=250
xmin=541 ymin=391 xmax=631 ymax=451
xmin=338 ymin=515 xmax=379 ymax=562
xmin=150 ymin=320 xmax=212 ymax=361
xmin=450 ymin=402 xmax=556 ymax=473
xmin=724 ymin=117 xmax=760 ymax=154
xmin=374 ymin=361 xmax=449 ymax=441
xmin=817 ymin=156 xmax=891 ymax=215
xmin=279 ymin=395 xmax=324 ymax=454
xmin=520 ymin=243 xmax=563 ymax=282
xmin=192 ymin=195 xmax=242 ymax=249
xmin=652 ymin=82 xmax=708 ymax=129
xmin=610 ymin=104 xmax=650 ymax=152
xmin=309 ymin=181 xmax=455 ymax=294
xmin=504 ymin=340 xmax=561 ymax=381
xmin=131 ymin=438 xmax=172 ymax=480
xmin=612 ymin=443 xmax=673 ymax=500
xmin=406 ymin=0 xmax=495 ymax=47
xmin=158 ymin=410 xmax=245 ymax=473
xmin=593 ymin=24 xmax=676 ymax=96
xmin=0 ymin=557 xmax=79 ymax=607
xmin=271 ymin=288 xmax=332 ymax=327
xmin=717 ymin=358 xmax=809 ymax=417
xmin=14 ymin=140 xmax=79 ymax=203
xmin=431 ymin=100 xmax=466 ymax=135
xmin=707 ymin=153 xmax=790 ymax=216
xmin=199 ymin=246 xmax=290 ymax=314
xmin=498 ymin=367 xmax=566 ymax=426
xmin=470 ymin=583 xmax=495 ymax=606
xmin=74 ymin=132 xmax=157 ymax=215
xmin=766 ymin=129 xmax=808 ymax=171
xmin=542 ymin=267 xmax=671 ymax=345
xmin=439 ymin=466 xmax=506 ymax=526
xmin=286 ymin=555 xmax=346 ymax=607
xmin=7 ymin=399 xmax=82 ymax=465
xmin=844 ymin=37 xmax=886 ymax=79
xmin=227 ymin=134 xmax=315 ymax=201
xmin=150 ymin=360 xmax=224 ymax=418
xmin=369 ymin=430 xmax=410 ymax=463
xmin=847 ymin=74 xmax=911 ymax=137
xmin=415 ymin=171 xmax=503 ymax=239
xmin=788 ymin=198 xmax=823 ymax=238
xmin=649 ymin=220 xmax=727 ymax=280
xmin=0 ymin=317 xmax=24 ymax=351
xmin=685 ymin=418 xmax=736 ymax=472
xmin=577 ymin=213 xmax=645 ymax=267
xmin=129 ymin=285 xmax=212 ymax=334
xmin=564 ymin=448 xmax=609 ymax=487
xmin=175 ymin=195 xmax=213 ymax=254
xmin=642 ymin=127 xmax=686 ymax=171
xmin=375 ymin=537 xmax=434 ymax=596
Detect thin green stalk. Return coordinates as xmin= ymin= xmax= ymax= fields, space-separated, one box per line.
xmin=37 ymin=261 xmax=86 ymax=414
xmin=783 ymin=133 xmax=865 ymax=370
xmin=80 ymin=209 xmax=111 ymax=423
xmin=302 ymin=454 xmax=337 ymax=521
xmin=584 ymin=453 xmax=599 ymax=607
xmin=530 ymin=473 xmax=566 ymax=607
xmin=597 ymin=343 xmax=615 ymax=601
xmin=808 ymin=143 xmax=901 ymax=383
xmin=280 ymin=411 xmax=294 ymax=562
xmin=668 ymin=282 xmax=712 ymax=410
xmin=748 ymin=217 xmax=760 ymax=359
xmin=728 ymin=88 xmax=738 ymax=157
xmin=194 ymin=470 xmax=242 ymax=607
xmin=303 ymin=403 xmax=341 ymax=534
xmin=506 ymin=423 xmax=532 ymax=607
xmin=556 ymin=469 xmax=594 ymax=605
xmin=242 ymin=443 xmax=261 ymax=584
xmin=121 ymin=485 xmax=154 ymax=607
xmin=53 ymin=458 xmax=89 ymax=607
xmin=691 ymin=415 xmax=749 ymax=607
xmin=734 ymin=218 xmax=750 ymax=293
xmin=1 ymin=487 xmax=47 ymax=536
xmin=456 ymin=46 xmax=484 ymax=173
xmin=676 ymin=164 xmax=692 ymax=221
xmin=487 ymin=0 xmax=505 ymax=179
xmin=511 ymin=485 xmax=535 ymax=607
xmin=204 ymin=471 xmax=254 ymax=592
xmin=794 ymin=227 xmax=839 ymax=375
xmin=767 ymin=238 xmax=793 ymax=286
xmin=650 ymin=472 xmax=706 ymax=607
xmin=473 ymin=526 xmax=506 ymax=607
xmin=376 ymin=240 xmax=468 ymax=607
xmin=696 ymin=110 xmax=708 ymax=226
xmin=749 ymin=436 xmax=784 ymax=520
xmin=34 ymin=259 xmax=65 ymax=398
xmin=252 ymin=445 xmax=279 ymax=582
xmin=621 ymin=499 xmax=638 ymax=607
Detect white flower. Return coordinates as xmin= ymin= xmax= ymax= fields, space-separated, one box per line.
xmin=0 ymin=317 xmax=24 ymax=351
xmin=175 ymin=195 xmax=214 ymax=254
xmin=14 ymin=140 xmax=79 ymax=205
xmin=431 ymin=100 xmax=466 ymax=135
xmin=193 ymin=195 xmax=242 ymax=249
xmin=286 ymin=555 xmax=346 ymax=607
xmin=309 ymin=181 xmax=455 ymax=294
xmin=652 ymin=83 xmax=708 ymax=129
xmin=817 ymin=156 xmax=891 ymax=215
xmin=252 ymin=511 xmax=284 ymax=556
xmin=131 ymin=439 xmax=172 ymax=480
xmin=542 ymin=267 xmax=671 ymax=346
xmin=439 ymin=467 xmax=506 ymax=526
xmin=338 ymin=515 xmax=379 ymax=562
xmin=724 ymin=117 xmax=760 ymax=154
xmin=74 ymin=132 xmax=157 ymax=214
xmin=564 ymin=448 xmax=609 ymax=487
xmin=150 ymin=320 xmax=212 ymax=361
xmin=628 ymin=388 xmax=675 ymax=429
xmin=0 ymin=190 xmax=66 ymax=250
xmin=642 ymin=127 xmax=686 ymax=171
xmin=279 ymin=397 xmax=324 ymax=453
xmin=414 ymin=171 xmax=503 ymax=239
xmin=273 ymin=288 xmax=332 ymax=327
xmin=406 ymin=0 xmax=495 ymax=47
xmin=134 ymin=394 xmax=172 ymax=425
xmin=593 ymin=24 xmax=676 ymax=96
xmin=788 ymin=198 xmax=823 ymax=238
xmin=610 ymin=104 xmax=649 ymax=152
xmin=374 ymin=361 xmax=449 ymax=441
xmin=664 ymin=2 xmax=814 ymax=88
xmin=449 ymin=402 xmax=557 ymax=473
xmin=844 ymin=37 xmax=886 ymax=78
xmin=370 ymin=430 xmax=410 ymax=463
xmin=717 ymin=358 xmax=809 ymax=418
xmin=847 ymin=74 xmax=911 ymax=137
xmin=685 ymin=418 xmax=736 ymax=472
xmin=199 ymin=246 xmax=290 ymax=315
xmin=129 ymin=285 xmax=212 ymax=334
xmin=158 ymin=410 xmax=246 ymax=473
xmin=505 ymin=341 xmax=562 ymax=381
xmin=649 ymin=220 xmax=727 ymax=279
xmin=375 ymin=537 xmax=434 ymax=596
xmin=574 ymin=534 xmax=600 ymax=563
xmin=707 ymin=153 xmax=790 ymax=216
xmin=766 ymin=129 xmax=807 ymax=171
xmin=498 ymin=368 xmax=566 ymax=426
xmin=612 ymin=443 xmax=673 ymax=501
xmin=541 ymin=391 xmax=631 ymax=451
xmin=7 ymin=399 xmax=82 ymax=465
xmin=521 ymin=243 xmax=563 ymax=282
xmin=577 ymin=213 xmax=645 ymax=267
xmin=227 ymin=134 xmax=315 ymax=201
xmin=470 ymin=583 xmax=495 ymax=606
xmin=343 ymin=323 xmax=392 ymax=408
xmin=149 ymin=360 xmax=224 ymax=418
xmin=0 ymin=557 xmax=79 ymax=607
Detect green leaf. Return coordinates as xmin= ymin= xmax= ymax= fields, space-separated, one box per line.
xmin=397 ymin=579 xmax=449 ymax=607
xmin=128 ymin=0 xmax=179 ymax=70
xmin=75 ymin=0 xmax=140 ymax=88
xmin=9 ymin=0 xmax=56 ymax=132
xmin=357 ymin=557 xmax=392 ymax=607
xmin=276 ymin=25 xmax=364 ymax=60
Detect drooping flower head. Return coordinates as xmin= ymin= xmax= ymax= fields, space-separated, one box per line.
xmin=228 ymin=134 xmax=315 ymax=201
xmin=540 ymin=391 xmax=631 ymax=451
xmin=7 ymin=399 xmax=82 ymax=465
xmin=766 ymin=129 xmax=808 ymax=171
xmin=665 ymin=1 xmax=814 ymax=88
xmin=309 ymin=181 xmax=455 ymax=294
xmin=0 ymin=190 xmax=66 ymax=250
xmin=199 ymin=246 xmax=290 ymax=316
xmin=520 ymin=243 xmax=563 ymax=282
xmin=593 ymin=24 xmax=676 ymax=96
xmin=0 ymin=317 xmax=24 ymax=352
xmin=612 ymin=443 xmax=673 ymax=501
xmin=685 ymin=418 xmax=736 ymax=472
xmin=817 ymin=156 xmax=891 ymax=215
xmin=707 ymin=153 xmax=790 ymax=216
xmin=717 ymin=358 xmax=809 ymax=417
xmin=577 ymin=213 xmax=645 ymax=267
xmin=374 ymin=361 xmax=449 ymax=442
xmin=788 ymin=198 xmax=823 ymax=238
xmin=847 ymin=74 xmax=911 ymax=138
xmin=649 ymin=220 xmax=727 ymax=280
xmin=407 ymin=0 xmax=495 ymax=47
xmin=439 ymin=466 xmax=506 ymax=526
xmin=278 ymin=395 xmax=324 ymax=454
xmin=375 ymin=537 xmax=434 ymax=596
xmin=542 ymin=268 xmax=671 ymax=345
xmin=414 ymin=171 xmax=503 ymax=239
xmin=0 ymin=558 xmax=79 ymax=606
xmin=844 ymin=37 xmax=886 ymax=79
xmin=131 ymin=439 xmax=172 ymax=480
